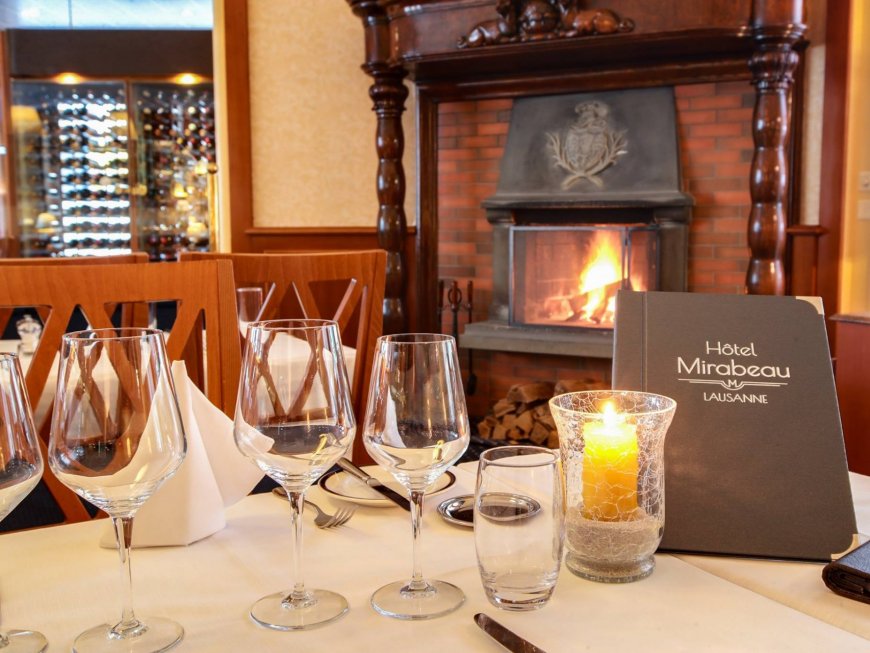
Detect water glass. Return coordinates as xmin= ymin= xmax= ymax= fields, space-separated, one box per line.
xmin=474 ymin=446 xmax=564 ymax=611
xmin=236 ymin=286 xmax=264 ymax=335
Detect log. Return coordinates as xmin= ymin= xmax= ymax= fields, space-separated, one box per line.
xmin=554 ymin=378 xmax=608 ymax=395
xmin=530 ymin=421 xmax=551 ymax=445
xmin=493 ymin=398 xmax=516 ymax=418
xmin=515 ymin=410 xmax=534 ymax=434
xmin=507 ymin=382 xmax=555 ymax=404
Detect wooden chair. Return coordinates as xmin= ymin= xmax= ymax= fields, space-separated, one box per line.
xmin=0 ymin=260 xmax=241 ymax=526
xmin=180 ymin=250 xmax=387 ymax=462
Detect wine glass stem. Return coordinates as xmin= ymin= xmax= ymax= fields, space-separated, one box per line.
xmin=113 ymin=515 xmax=141 ymax=632
xmin=408 ymin=490 xmax=427 ymax=591
xmin=286 ymin=490 xmax=307 ymax=601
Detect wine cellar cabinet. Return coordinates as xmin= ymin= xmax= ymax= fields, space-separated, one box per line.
xmin=1 ymin=29 xmax=214 ymax=260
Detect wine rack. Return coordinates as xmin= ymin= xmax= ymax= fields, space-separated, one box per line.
xmin=11 ymin=80 xmax=216 ymax=260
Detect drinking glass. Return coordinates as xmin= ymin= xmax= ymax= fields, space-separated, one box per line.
xmin=234 ymin=319 xmax=355 ymax=630
xmin=363 ymin=334 xmax=470 ymax=620
xmin=0 ymin=354 xmax=48 ymax=653
xmin=236 ymin=287 xmax=264 ymax=336
xmin=475 ymin=446 xmax=563 ymax=611
xmin=49 ymin=329 xmax=186 ymax=653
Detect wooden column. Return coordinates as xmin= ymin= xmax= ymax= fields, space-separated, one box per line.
xmin=348 ymin=1 xmax=409 ymax=333
xmin=746 ymin=1 xmax=806 ymax=295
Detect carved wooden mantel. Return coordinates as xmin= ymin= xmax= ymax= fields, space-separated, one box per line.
xmin=346 ymin=0 xmax=807 ymax=332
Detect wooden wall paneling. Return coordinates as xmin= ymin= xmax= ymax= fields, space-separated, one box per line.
xmin=817 ymin=0 xmax=851 ymax=344
xmin=221 ymin=0 xmax=255 ymax=254
xmin=834 ymin=316 xmax=870 ymax=475
xmin=0 ymin=31 xmax=18 ymax=256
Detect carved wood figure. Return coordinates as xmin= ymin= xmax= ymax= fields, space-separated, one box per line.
xmin=458 ymin=0 xmax=633 ymax=48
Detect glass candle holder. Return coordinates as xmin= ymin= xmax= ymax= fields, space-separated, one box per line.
xmin=549 ymin=390 xmax=676 ymax=583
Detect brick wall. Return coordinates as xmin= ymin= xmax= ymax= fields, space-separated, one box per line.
xmin=437 ymin=83 xmax=756 ymax=420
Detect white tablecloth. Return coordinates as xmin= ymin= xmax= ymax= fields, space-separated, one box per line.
xmin=1 ymin=464 xmax=868 ymax=652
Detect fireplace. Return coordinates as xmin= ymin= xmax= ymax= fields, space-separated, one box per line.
xmin=462 ymin=86 xmax=692 ymax=358
xmin=511 ymin=224 xmax=658 ymax=330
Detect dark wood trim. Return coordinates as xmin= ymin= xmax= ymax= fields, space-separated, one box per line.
xmin=0 ymin=31 xmax=19 ymax=256
xmin=833 ymin=317 xmax=870 ymax=474
xmin=416 ymin=93 xmax=439 ymax=332
xmin=242 ymin=225 xmax=416 ymax=255
xmin=786 ymin=224 xmax=826 ymax=296
xmin=6 ymin=30 xmax=213 ymax=78
xmin=221 ymin=0 xmax=255 ymax=254
xmin=817 ymin=0 xmax=850 ymax=342
xmin=745 ymin=2 xmax=806 ymax=295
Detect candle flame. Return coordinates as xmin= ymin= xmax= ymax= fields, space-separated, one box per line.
xmin=601 ymin=400 xmax=619 ymax=427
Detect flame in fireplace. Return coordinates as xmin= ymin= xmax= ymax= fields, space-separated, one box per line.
xmin=574 ymin=232 xmax=623 ymax=324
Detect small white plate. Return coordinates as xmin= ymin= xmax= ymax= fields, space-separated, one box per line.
xmin=318 ymin=469 xmax=457 ymax=507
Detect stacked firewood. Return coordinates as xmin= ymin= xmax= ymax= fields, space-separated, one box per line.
xmin=477 ymin=378 xmax=608 ymax=449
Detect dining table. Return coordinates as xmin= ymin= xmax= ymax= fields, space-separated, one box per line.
xmin=2 ymin=461 xmax=868 ymax=652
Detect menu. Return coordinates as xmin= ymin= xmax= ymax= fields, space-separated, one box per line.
xmin=612 ymin=291 xmax=857 ymax=561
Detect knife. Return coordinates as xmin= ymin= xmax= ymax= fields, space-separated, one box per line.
xmin=474 ymin=613 xmax=548 ymax=653
xmin=336 ymin=458 xmax=411 ymax=511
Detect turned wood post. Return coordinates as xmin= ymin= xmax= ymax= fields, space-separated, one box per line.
xmin=746 ymin=0 xmax=806 ymax=295
xmin=348 ymin=1 xmax=409 ymax=333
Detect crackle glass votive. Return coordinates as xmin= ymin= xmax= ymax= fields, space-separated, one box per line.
xmin=549 ymin=390 xmax=676 ymax=583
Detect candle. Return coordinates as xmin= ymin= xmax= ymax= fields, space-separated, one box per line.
xmin=582 ymin=401 xmax=638 ymax=521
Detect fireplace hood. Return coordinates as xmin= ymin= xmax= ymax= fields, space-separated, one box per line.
xmin=483 ymin=87 xmax=693 ymax=211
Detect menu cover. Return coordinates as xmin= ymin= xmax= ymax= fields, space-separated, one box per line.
xmin=612 ymin=291 xmax=857 ymax=561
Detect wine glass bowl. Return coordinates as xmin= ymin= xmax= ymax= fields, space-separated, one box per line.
xmin=234 ymin=319 xmax=355 ymax=630
xmin=49 ymin=328 xmax=186 ymax=653
xmin=363 ymin=334 xmax=470 ymax=620
xmin=0 ymin=353 xmax=48 ymax=652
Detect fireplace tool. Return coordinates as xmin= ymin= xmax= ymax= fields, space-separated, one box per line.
xmin=438 ymin=279 xmax=476 ymax=395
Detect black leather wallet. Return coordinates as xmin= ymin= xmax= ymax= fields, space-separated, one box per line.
xmin=822 ymin=539 xmax=870 ymax=605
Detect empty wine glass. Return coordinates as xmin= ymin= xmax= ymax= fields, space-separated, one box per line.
xmin=234 ymin=319 xmax=355 ymax=630
xmin=236 ymin=287 xmax=264 ymax=336
xmin=49 ymin=329 xmax=186 ymax=653
xmin=0 ymin=353 xmax=48 ymax=653
xmin=363 ymin=334 xmax=470 ymax=619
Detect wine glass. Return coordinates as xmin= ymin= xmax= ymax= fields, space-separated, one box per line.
xmin=0 ymin=353 xmax=48 ymax=652
xmin=49 ymin=329 xmax=186 ymax=653
xmin=236 ymin=287 xmax=264 ymax=336
xmin=234 ymin=319 xmax=355 ymax=630
xmin=363 ymin=334 xmax=470 ymax=619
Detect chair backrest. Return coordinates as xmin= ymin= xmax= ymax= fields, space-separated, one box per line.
xmin=0 ymin=260 xmax=241 ymax=525
xmin=180 ymin=250 xmax=387 ymax=462
xmin=0 ymin=253 xmax=150 ymax=334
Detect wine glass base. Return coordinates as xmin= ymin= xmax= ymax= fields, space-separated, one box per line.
xmin=371 ymin=579 xmax=465 ymax=620
xmin=1 ymin=629 xmax=48 ymax=653
xmin=250 ymin=589 xmax=349 ymax=631
xmin=72 ymin=617 xmax=183 ymax=653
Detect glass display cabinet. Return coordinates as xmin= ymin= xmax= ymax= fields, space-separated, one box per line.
xmin=10 ymin=78 xmax=215 ymax=260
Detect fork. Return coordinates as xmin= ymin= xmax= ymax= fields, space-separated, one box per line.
xmin=272 ymin=487 xmax=355 ymax=529
xmin=304 ymin=500 xmax=355 ymax=529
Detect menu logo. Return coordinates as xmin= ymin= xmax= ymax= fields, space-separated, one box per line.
xmin=676 ymin=341 xmax=790 ymax=404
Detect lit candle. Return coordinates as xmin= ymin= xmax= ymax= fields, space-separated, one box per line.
xmin=582 ymin=401 xmax=638 ymax=521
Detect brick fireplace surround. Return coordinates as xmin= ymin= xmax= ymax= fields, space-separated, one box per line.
xmin=437 ymin=82 xmax=755 ymax=419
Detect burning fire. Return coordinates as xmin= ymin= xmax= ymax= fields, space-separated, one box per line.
xmin=576 ymin=233 xmax=622 ymax=324
xmin=539 ymin=230 xmax=646 ymax=327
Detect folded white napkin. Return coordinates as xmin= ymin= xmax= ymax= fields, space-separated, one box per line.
xmin=100 ymin=361 xmax=263 ymax=548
